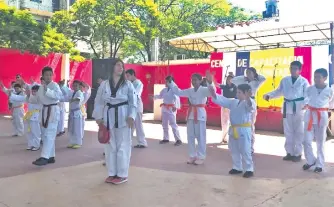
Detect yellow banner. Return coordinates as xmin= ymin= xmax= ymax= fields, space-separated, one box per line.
xmin=250 ymin=48 xmax=294 ymax=108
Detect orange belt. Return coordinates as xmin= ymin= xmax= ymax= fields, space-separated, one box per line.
xmin=306 ymin=105 xmax=328 ymax=131
xmin=160 ymin=103 xmax=175 ymax=110
xmin=187 ymin=104 xmax=206 ymax=123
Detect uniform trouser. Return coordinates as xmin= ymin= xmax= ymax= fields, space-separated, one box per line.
xmin=26 ymin=120 xmax=41 ymax=148
xmin=162 ymin=112 xmax=181 ymax=141
xmin=12 ymin=109 xmax=24 ymax=136
xmin=187 ymin=120 xmax=206 ymax=159
xmin=57 ymin=109 xmax=65 ymax=133
xmin=81 ymin=117 xmax=85 ymax=140
xmin=221 ymin=108 xmax=230 ymax=141
xmin=303 ymin=124 xmax=327 ymax=168
xmin=251 ymin=110 xmax=257 ymax=152
xmin=105 ymin=127 xmax=132 ymax=178
xmin=228 ymin=127 xmax=254 ymax=172
xmin=133 ymin=112 xmax=147 ymax=146
xmin=283 ymin=113 xmax=304 ymax=156
xmin=68 ymin=117 xmax=83 ymax=145
xmin=41 ymin=122 xmax=58 ymax=159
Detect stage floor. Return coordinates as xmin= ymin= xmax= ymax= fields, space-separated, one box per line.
xmin=0 ymin=114 xmax=334 ymax=207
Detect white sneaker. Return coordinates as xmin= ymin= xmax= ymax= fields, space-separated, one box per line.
xmin=194 ymin=159 xmax=205 ymax=165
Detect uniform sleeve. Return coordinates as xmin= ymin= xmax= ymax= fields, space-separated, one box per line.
xmin=74 ymin=91 xmax=84 ymax=102
xmin=59 ymin=86 xmax=71 ymax=102
xmin=9 ymin=93 xmax=27 ymax=102
xmin=1 ymin=86 xmax=10 ymax=96
xmin=245 ymin=99 xmax=256 ymax=112
xmin=212 ymin=94 xmax=233 ymax=109
xmin=83 ymin=86 xmax=92 ymax=104
xmin=231 ymin=76 xmax=245 ymax=86
xmin=127 ymin=83 xmax=137 ymax=120
xmin=168 ymin=81 xmax=192 ymax=97
xmin=154 ymin=88 xmax=165 ymax=100
xmin=45 ymin=84 xmax=62 ymax=101
xmin=175 ymin=95 xmax=181 ymax=109
xmin=303 ymin=79 xmax=310 ymax=106
xmin=92 ymin=82 xmax=105 ymax=120
xmin=266 ymin=79 xmax=284 ymax=99
xmin=257 ymin=75 xmax=266 ymax=85
xmin=329 ymin=87 xmax=334 ymax=109
xmin=135 ymin=81 xmax=144 ymax=98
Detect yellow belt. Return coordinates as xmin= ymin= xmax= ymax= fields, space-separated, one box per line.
xmin=23 ymin=109 xmax=40 ymax=132
xmin=230 ymin=122 xmax=252 ymax=139
xmin=80 ymin=105 xmax=86 ymax=117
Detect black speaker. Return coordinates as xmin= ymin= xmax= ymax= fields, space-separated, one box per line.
xmin=86 ymin=58 xmax=117 ymax=119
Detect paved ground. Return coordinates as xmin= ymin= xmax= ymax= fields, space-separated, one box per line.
xmin=1 ymin=114 xmax=334 ymax=207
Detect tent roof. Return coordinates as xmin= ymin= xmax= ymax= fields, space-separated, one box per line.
xmin=168 ymin=20 xmax=334 ymax=52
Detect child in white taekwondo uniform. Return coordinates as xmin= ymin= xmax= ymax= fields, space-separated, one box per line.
xmin=125 ymin=69 xmax=148 ymax=148
xmin=208 ymin=73 xmax=255 ymax=178
xmin=8 ymin=83 xmax=26 ymax=137
xmin=93 ymin=59 xmax=137 ymax=185
xmin=80 ymin=81 xmax=91 ymax=139
xmin=154 ymin=76 xmax=182 ymax=146
xmin=31 ymin=67 xmax=62 ymax=166
xmin=24 ymin=85 xmax=42 ymax=151
xmin=302 ymin=69 xmax=334 ymax=173
xmin=168 ymin=73 xmax=211 ymax=165
xmin=62 ymin=80 xmax=84 ymax=149
xmin=231 ymin=67 xmax=266 ymax=153
xmin=264 ymin=61 xmax=309 ymax=162
xmin=57 ymin=80 xmax=66 ymax=137
xmin=1 ymin=81 xmax=16 ymax=115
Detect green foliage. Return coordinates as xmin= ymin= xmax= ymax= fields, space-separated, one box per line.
xmin=0 ymin=4 xmax=83 ymax=61
xmin=50 ymin=0 xmax=260 ymax=62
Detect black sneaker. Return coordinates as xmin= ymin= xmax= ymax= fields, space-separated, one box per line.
xmin=314 ymin=167 xmax=322 ymax=173
xmin=174 ymin=140 xmax=182 ymax=146
xmin=32 ymin=157 xmax=49 ymax=166
xmin=292 ymin=155 xmax=302 ymax=162
xmin=229 ymin=169 xmax=243 ymax=175
xmin=48 ymin=157 xmax=56 ymax=164
xmin=134 ymin=144 xmax=146 ymax=148
xmin=283 ymin=153 xmax=293 ymax=161
xmin=243 ymin=171 xmax=254 ymax=178
xmin=159 ymin=140 xmax=169 ymax=144
xmin=303 ymin=163 xmax=315 ymax=170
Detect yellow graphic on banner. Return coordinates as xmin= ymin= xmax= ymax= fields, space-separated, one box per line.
xmin=250 ymin=48 xmax=295 ymax=108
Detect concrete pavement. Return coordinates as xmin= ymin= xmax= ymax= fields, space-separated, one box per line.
xmin=0 ymin=114 xmax=334 ymax=207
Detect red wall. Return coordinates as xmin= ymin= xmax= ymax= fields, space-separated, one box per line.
xmin=0 ymin=49 xmax=282 ymax=132
xmin=0 ymin=49 xmax=62 ymax=114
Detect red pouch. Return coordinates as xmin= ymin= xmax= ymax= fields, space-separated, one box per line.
xmin=98 ymin=124 xmax=110 ymax=144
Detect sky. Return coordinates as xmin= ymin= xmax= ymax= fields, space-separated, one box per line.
xmin=228 ymin=0 xmax=265 ymax=12
xmin=228 ymin=0 xmax=334 ymax=23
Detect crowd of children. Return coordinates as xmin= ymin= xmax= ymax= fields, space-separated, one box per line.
xmin=0 ymin=67 xmax=92 ymax=165
xmin=1 ymin=59 xmax=333 ymax=185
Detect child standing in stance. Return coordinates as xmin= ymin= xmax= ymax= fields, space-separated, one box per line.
xmin=207 ymin=72 xmax=255 ymax=178
xmin=303 ymin=68 xmax=334 ymax=173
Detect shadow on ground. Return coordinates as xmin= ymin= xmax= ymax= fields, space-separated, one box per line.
xmin=0 ymin=117 xmax=334 ymax=180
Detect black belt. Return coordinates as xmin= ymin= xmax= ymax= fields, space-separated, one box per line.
xmin=283 ymin=97 xmax=304 ymax=118
xmin=42 ymin=103 xmax=58 ymax=128
xmin=106 ymin=101 xmax=128 ymax=129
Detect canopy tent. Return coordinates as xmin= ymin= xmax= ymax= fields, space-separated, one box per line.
xmin=168 ymin=20 xmax=334 ymax=53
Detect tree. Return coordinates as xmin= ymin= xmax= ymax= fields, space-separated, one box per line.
xmin=0 ymin=3 xmax=83 ymax=61
xmin=121 ymin=0 xmax=260 ymax=62
xmin=51 ymin=0 xmax=157 ymax=59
